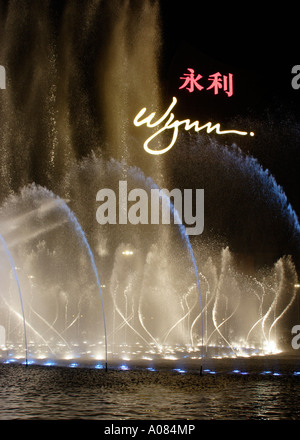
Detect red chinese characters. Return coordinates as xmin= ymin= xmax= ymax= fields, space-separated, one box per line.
xmin=179 ymin=68 xmax=204 ymax=93
xmin=179 ymin=68 xmax=233 ymax=97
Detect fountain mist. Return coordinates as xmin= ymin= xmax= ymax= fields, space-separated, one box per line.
xmin=0 ymin=1 xmax=299 ymax=367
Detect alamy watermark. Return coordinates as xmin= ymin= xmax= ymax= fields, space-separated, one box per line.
xmin=291 ymin=65 xmax=300 ymax=90
xmin=0 ymin=65 xmax=5 ymax=89
xmin=96 ymin=181 xmax=204 ymax=235
xmin=291 ymin=325 xmax=300 ymax=349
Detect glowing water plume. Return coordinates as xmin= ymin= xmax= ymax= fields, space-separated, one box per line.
xmin=109 ymin=247 xmax=157 ymax=350
xmin=49 ymin=157 xmax=300 ymax=359
xmin=7 ymin=219 xmax=69 ymax=249
xmin=61 ymin=310 xmax=81 ymax=334
xmin=2 ymin=297 xmax=54 ymax=356
xmin=245 ymin=279 xmax=266 ymax=345
xmin=70 ymin=156 xmax=300 ymax=358
xmin=141 ymin=174 xmax=204 ymax=356
xmin=53 ymin=192 xmax=108 ymax=370
xmin=207 ymin=248 xmax=239 ymax=356
xmin=99 ymin=0 xmax=162 ymax=174
xmin=267 ymin=257 xmax=298 ymax=342
xmin=163 ymin=284 xmax=198 ymax=346
xmin=161 ymin=304 xmax=195 ymax=346
xmin=0 ymin=233 xmax=28 ymax=365
xmin=30 ymin=306 xmax=70 ymax=350
xmin=137 ymin=247 xmax=171 ymax=351
xmin=15 ymin=184 xmax=109 ymax=369
xmin=96 ymin=161 xmax=205 ymax=356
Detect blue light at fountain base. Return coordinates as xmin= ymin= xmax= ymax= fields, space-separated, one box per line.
xmin=1 ymin=356 xmax=300 ymax=379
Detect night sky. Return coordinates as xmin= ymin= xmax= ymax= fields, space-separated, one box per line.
xmin=152 ymin=2 xmax=299 ymax=275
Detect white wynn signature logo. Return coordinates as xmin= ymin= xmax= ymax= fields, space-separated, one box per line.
xmin=134 ymin=96 xmax=254 ymax=155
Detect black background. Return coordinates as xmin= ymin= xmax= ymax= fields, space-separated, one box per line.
xmin=158 ymin=1 xmax=300 ymax=272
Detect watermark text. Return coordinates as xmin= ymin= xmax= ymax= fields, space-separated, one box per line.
xmin=291 ymin=325 xmax=300 ymax=349
xmin=96 ymin=181 xmax=204 ymax=235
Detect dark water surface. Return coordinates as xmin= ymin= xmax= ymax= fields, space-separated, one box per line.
xmin=0 ymin=357 xmax=300 ymax=420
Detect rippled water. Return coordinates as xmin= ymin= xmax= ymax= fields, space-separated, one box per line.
xmin=0 ymin=357 xmax=300 ymax=420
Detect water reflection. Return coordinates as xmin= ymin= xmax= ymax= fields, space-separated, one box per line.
xmin=0 ymin=363 xmax=299 ymax=420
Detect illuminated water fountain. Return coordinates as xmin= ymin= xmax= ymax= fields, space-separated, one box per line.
xmin=0 ymin=159 xmax=298 ymax=367
xmin=0 ymin=1 xmax=299 ymax=370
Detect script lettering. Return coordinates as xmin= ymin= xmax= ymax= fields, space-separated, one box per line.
xmin=134 ymin=97 xmax=254 ymax=155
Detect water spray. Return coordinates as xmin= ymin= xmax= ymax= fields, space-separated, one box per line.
xmin=55 ymin=197 xmax=109 ymax=372
xmin=0 ymin=233 xmax=28 ymax=366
